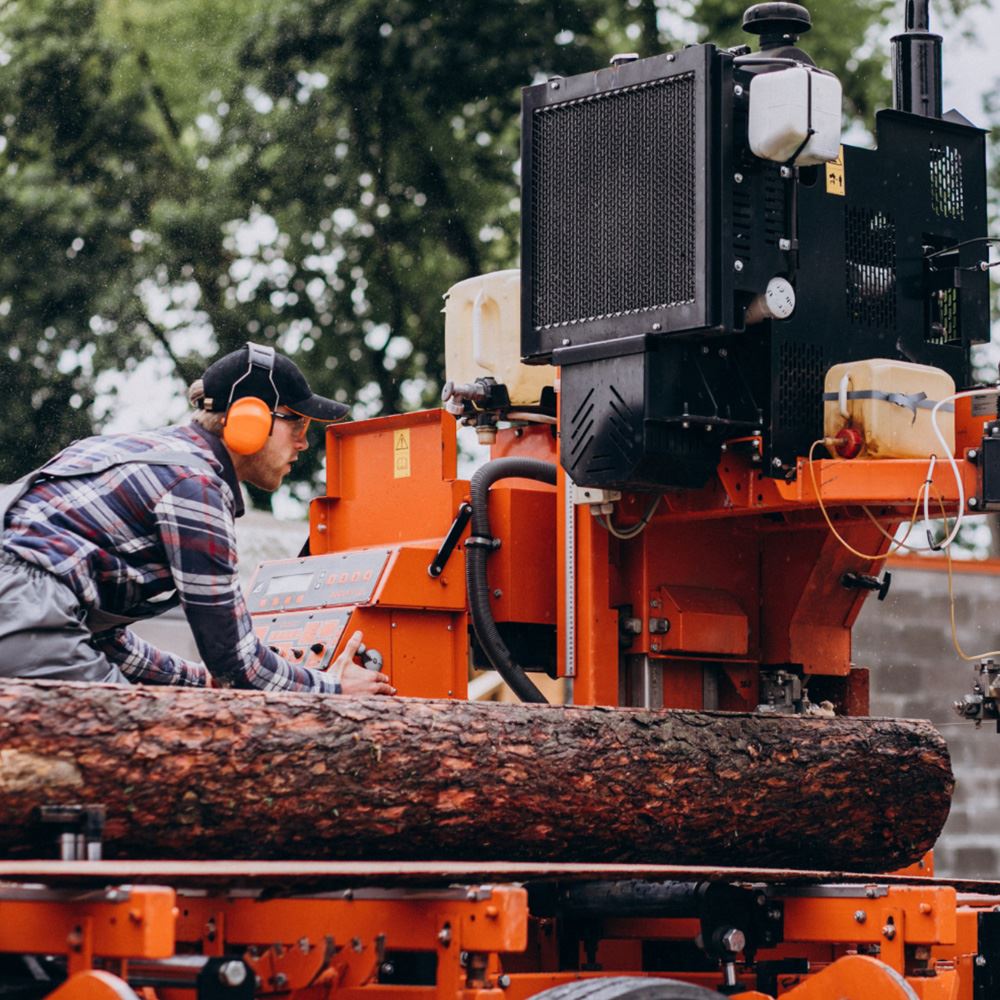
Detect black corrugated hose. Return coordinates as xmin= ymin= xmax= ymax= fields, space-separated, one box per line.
xmin=466 ymin=457 xmax=557 ymax=704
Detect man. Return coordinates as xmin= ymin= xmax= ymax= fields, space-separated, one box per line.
xmin=0 ymin=343 xmax=394 ymax=697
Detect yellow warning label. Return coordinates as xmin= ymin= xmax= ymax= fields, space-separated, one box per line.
xmin=826 ymin=146 xmax=845 ymax=197
xmin=393 ymin=428 xmax=411 ymax=479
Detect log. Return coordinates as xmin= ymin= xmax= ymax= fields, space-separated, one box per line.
xmin=0 ymin=680 xmax=952 ymax=871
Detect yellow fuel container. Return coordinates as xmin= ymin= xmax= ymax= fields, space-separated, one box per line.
xmin=823 ymin=359 xmax=955 ymax=459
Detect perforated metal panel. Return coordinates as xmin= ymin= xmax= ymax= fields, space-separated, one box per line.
xmin=845 ymin=207 xmax=897 ymax=329
xmin=777 ymin=341 xmax=826 ymax=429
xmin=529 ymin=74 xmax=697 ymax=333
xmin=930 ymin=143 xmax=965 ymax=221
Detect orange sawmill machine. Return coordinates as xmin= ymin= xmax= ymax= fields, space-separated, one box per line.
xmin=5 ymin=1 xmax=1000 ymax=998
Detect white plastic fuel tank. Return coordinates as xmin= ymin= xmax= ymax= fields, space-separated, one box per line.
xmin=748 ymin=66 xmax=843 ymax=166
xmin=823 ymin=359 xmax=955 ymax=459
xmin=443 ymin=270 xmax=553 ymax=406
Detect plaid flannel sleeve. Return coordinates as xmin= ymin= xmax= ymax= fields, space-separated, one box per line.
xmin=93 ymin=628 xmax=211 ymax=686
xmin=154 ymin=474 xmax=341 ymax=693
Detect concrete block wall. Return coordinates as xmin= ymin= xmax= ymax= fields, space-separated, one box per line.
xmin=853 ymin=559 xmax=1000 ymax=879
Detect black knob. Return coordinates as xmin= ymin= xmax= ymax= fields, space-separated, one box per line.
xmin=742 ymin=3 xmax=812 ymax=41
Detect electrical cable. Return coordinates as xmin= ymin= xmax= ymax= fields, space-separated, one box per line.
xmin=601 ymin=494 xmax=663 ymax=541
xmin=932 ymin=489 xmax=1000 ymax=662
xmin=807 ymin=439 xmax=930 ymax=560
xmin=923 ymin=386 xmax=999 ymax=551
xmin=924 ymin=236 xmax=1000 ymax=261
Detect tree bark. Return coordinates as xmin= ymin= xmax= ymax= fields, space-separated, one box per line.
xmin=0 ymin=680 xmax=952 ymax=872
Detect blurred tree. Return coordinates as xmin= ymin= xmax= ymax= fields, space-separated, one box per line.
xmin=0 ymin=0 xmax=986 ymax=502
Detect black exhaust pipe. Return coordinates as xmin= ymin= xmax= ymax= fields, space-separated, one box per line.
xmin=891 ymin=0 xmax=943 ymax=118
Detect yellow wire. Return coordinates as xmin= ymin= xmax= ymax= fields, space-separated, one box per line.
xmin=934 ymin=490 xmax=1000 ymax=662
xmin=807 ymin=439 xmax=928 ymax=561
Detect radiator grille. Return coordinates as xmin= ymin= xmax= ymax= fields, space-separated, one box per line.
xmin=845 ymin=207 xmax=897 ymax=329
xmin=530 ymin=73 xmax=697 ymax=331
xmin=930 ymin=144 xmax=964 ymax=221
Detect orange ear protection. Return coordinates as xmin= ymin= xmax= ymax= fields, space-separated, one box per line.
xmin=222 ymin=343 xmax=279 ymax=455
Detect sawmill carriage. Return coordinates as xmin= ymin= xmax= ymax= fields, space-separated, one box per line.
xmin=3 ymin=1 xmax=1000 ymax=997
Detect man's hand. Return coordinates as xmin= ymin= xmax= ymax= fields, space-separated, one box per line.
xmin=331 ymin=630 xmax=396 ymax=696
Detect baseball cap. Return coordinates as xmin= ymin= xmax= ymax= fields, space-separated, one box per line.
xmin=200 ymin=343 xmax=350 ymax=421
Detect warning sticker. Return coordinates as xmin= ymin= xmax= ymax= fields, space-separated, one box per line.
xmin=393 ymin=428 xmax=411 ymax=479
xmin=826 ymin=146 xmax=845 ymax=197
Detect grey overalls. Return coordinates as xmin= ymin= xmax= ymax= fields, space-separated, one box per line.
xmin=0 ymin=449 xmax=212 ymax=684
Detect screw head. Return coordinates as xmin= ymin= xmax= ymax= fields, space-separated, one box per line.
xmin=218 ymin=961 xmax=248 ymax=987
xmin=380 ymin=962 xmax=395 ymax=977
xmin=734 ymin=172 xmax=744 ymax=184
xmin=969 ymin=496 xmax=980 ymax=509
xmin=734 ymin=84 xmax=744 ymax=97
xmin=734 ymin=259 xmax=744 ymax=272
xmin=721 ymin=928 xmax=746 ymax=954
xmin=498 ymin=974 xmax=512 ymax=988
xmin=854 ymin=910 xmax=867 ymax=924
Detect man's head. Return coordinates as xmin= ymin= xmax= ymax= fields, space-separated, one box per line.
xmin=190 ymin=343 xmax=349 ymax=490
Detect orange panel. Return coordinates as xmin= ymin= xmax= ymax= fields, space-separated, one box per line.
xmin=311 ymin=410 xmax=467 ymax=553
xmin=0 ymin=887 xmax=175 ymax=960
xmin=779 ymin=954 xmax=926 ymax=999
xmin=486 ymin=486 xmax=557 ymax=625
xmin=390 ymin=609 xmax=469 ymax=699
xmin=655 ymin=584 xmax=749 ymax=656
xmin=372 ymin=545 xmax=467 ymax=611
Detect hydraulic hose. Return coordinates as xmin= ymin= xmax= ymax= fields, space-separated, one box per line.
xmin=466 ymin=457 xmax=557 ymax=704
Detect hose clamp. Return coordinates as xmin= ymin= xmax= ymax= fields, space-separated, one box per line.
xmin=465 ymin=535 xmax=501 ymax=550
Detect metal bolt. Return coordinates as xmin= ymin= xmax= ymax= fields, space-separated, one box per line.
xmin=460 ymin=951 xmax=469 ymax=967
xmin=561 ymin=338 xmax=571 ymax=346
xmin=380 ymin=962 xmax=395 ymax=977
xmin=734 ymin=173 xmax=744 ymax=184
xmin=652 ymin=322 xmax=662 ymax=331
xmin=854 ymin=910 xmax=867 ymax=924
xmin=767 ymin=907 xmax=782 ymax=922
xmin=272 ymin=973 xmax=288 ymax=989
xmin=666 ymin=53 xmax=676 ymax=61
xmin=865 ymin=887 xmax=878 ymax=899
xmin=218 ymin=962 xmax=248 ymax=987
xmin=721 ymin=928 xmax=746 ymax=954
xmin=779 ymin=238 xmax=792 ymax=251
xmin=438 ymin=924 xmax=452 ymax=947
xmin=493 ymin=589 xmax=503 ymax=598
xmin=498 ymin=973 xmax=512 ymax=988
xmin=651 ymin=641 xmax=661 ymax=652
xmin=968 ymin=449 xmax=979 ymax=462
xmin=650 ymin=599 xmax=661 ymax=608
xmin=649 ymin=618 xmax=670 ymax=634
xmin=734 ymin=259 xmax=744 ymax=272
xmin=882 ymin=923 xmax=896 ymax=941
xmin=298 ymin=937 xmax=311 ymax=954
xmin=969 ymin=496 xmax=980 ymax=509
xmin=772 ymin=457 xmax=783 ymax=468
xmin=681 ymin=420 xmax=690 ymax=429
xmin=351 ymin=938 xmax=363 ymax=952
xmin=976 ymin=955 xmax=987 ymax=967
xmin=734 ymin=84 xmax=744 ymax=97
xmin=780 ymin=166 xmax=793 ymax=179
xmin=551 ymin=81 xmax=560 ymax=90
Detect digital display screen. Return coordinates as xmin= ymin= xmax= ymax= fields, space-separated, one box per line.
xmin=266 ymin=572 xmax=314 ymax=596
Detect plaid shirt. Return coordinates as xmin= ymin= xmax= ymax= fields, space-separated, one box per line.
xmin=1 ymin=423 xmax=339 ymax=693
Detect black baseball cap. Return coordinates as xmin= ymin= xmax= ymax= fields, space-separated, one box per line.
xmin=200 ymin=343 xmax=350 ymax=421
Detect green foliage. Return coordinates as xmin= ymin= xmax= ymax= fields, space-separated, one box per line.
xmin=0 ymin=0 xmax=986 ymax=500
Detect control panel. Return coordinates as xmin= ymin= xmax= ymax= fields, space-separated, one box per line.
xmin=248 ymin=550 xmax=392 ymax=671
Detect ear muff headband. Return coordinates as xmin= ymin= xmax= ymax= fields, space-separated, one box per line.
xmin=222 ymin=343 xmax=279 ymax=455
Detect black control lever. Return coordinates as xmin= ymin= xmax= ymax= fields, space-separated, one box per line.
xmin=428 ymin=502 xmax=473 ymax=578
xmin=841 ymin=570 xmax=892 ymax=602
